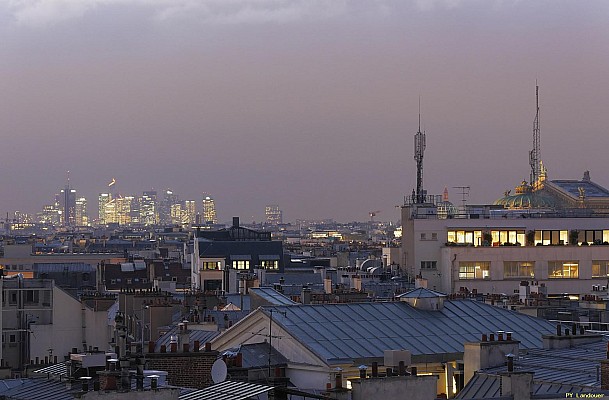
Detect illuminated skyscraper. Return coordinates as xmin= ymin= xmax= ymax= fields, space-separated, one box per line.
xmin=202 ymin=195 xmax=217 ymax=224
xmin=98 ymin=193 xmax=112 ymax=225
xmin=140 ymin=190 xmax=157 ymax=225
xmin=265 ymin=205 xmax=283 ymax=225
xmin=183 ymin=200 xmax=196 ymax=225
xmin=75 ymin=197 xmax=88 ymax=226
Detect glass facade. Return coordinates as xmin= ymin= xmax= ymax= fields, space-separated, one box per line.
xmin=458 ymin=262 xmax=490 ymax=280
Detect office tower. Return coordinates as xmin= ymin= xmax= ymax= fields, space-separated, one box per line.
xmin=183 ymin=200 xmax=196 ymax=225
xmin=98 ymin=193 xmax=112 ymax=225
xmin=159 ymin=189 xmax=179 ymax=225
xmin=116 ymin=196 xmax=133 ymax=225
xmin=202 ymin=195 xmax=218 ymax=224
xmin=60 ymin=184 xmax=76 ymax=227
xmin=128 ymin=196 xmax=140 ymax=224
xmin=140 ymin=190 xmax=157 ymax=225
xmin=265 ymin=205 xmax=283 ymax=225
xmin=74 ymin=197 xmax=88 ymax=226
xmin=38 ymin=195 xmax=62 ymax=226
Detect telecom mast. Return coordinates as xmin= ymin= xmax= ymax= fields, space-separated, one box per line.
xmin=529 ymin=83 xmax=540 ymax=186
xmin=414 ymin=99 xmax=426 ymax=203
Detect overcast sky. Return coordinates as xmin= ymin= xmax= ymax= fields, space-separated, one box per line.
xmin=1 ymin=0 xmax=608 ymax=223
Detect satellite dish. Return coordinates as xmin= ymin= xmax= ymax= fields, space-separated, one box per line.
xmin=211 ymin=359 xmax=227 ymax=384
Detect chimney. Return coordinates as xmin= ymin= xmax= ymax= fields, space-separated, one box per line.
xmin=324 ymin=277 xmax=333 ymax=294
xmin=358 ymin=365 xmax=367 ymax=379
xmin=464 ymin=335 xmax=520 ymax=384
xmin=301 ymin=286 xmax=312 ymax=305
xmin=233 ymin=217 xmax=240 ymax=228
xmin=500 ymin=371 xmax=534 ymax=400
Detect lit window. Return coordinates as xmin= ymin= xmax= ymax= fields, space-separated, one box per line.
xmin=459 ymin=262 xmax=490 ymax=280
xmin=548 ymin=261 xmax=578 ymax=279
xmin=260 ymin=260 xmax=278 ymax=270
xmin=232 ymin=261 xmax=250 ymax=270
xmin=202 ymin=261 xmax=220 ymax=270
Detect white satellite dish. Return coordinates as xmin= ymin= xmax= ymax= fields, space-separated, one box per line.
xmin=211 ymin=359 xmax=227 ymax=384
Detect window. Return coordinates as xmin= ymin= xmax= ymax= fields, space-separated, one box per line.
xmin=24 ymin=290 xmax=39 ymax=304
xmin=9 ymin=292 xmax=17 ymax=305
xmin=534 ymin=230 xmax=568 ymax=245
xmin=431 ymin=233 xmax=438 ymax=240
xmin=491 ymin=230 xmax=525 ymax=246
xmin=548 ymin=261 xmax=579 ymax=278
xmin=202 ymin=261 xmax=221 ymax=270
xmin=420 ymin=233 xmax=426 ymax=240
xmin=232 ymin=261 xmax=250 ymax=270
xmin=459 ymin=262 xmax=490 ymax=280
xmin=503 ymin=261 xmax=535 ymax=278
xmin=260 ymin=260 xmax=279 ymax=270
xmin=110 ymin=279 xmax=116 ymax=285
xmin=447 ymin=230 xmax=483 ymax=246
xmin=592 ymin=261 xmax=609 ymax=277
xmin=9 ymin=334 xmax=16 ymax=343
xmin=421 ymin=261 xmax=437 ymax=269
xmin=126 ymin=279 xmax=132 ymax=285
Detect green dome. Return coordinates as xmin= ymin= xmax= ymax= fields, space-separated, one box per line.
xmin=494 ymin=181 xmax=556 ymax=209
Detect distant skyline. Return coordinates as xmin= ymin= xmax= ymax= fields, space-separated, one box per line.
xmin=2 ymin=1 xmax=609 ymax=222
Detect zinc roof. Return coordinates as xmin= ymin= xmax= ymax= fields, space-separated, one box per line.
xmin=249 ymin=287 xmax=297 ymax=306
xmin=179 ymin=380 xmax=273 ymax=400
xmin=262 ymin=300 xmax=556 ymax=364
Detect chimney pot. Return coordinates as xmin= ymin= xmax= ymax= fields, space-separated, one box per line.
xmin=358 ymin=365 xmax=367 ymax=379
xmin=193 ymin=340 xmax=200 ymax=352
xmin=385 ymin=367 xmax=393 ymax=377
xmin=481 ymin=334 xmax=488 ymax=342
xmin=489 ymin=333 xmax=495 ymax=341
xmin=411 ymin=366 xmax=417 ymax=376
xmin=507 ymin=354 xmax=514 ymax=372
xmin=183 ymin=343 xmax=189 ymax=352
xmin=565 ymin=328 xmax=570 ymax=336
xmin=205 ymin=342 xmax=212 ymax=352
xmin=160 ymin=345 xmax=166 ymax=353
xmin=372 ymin=362 xmax=378 ymax=377
xmin=557 ymin=323 xmax=562 ymax=336
xmin=148 ymin=341 xmax=155 ymax=354
xmin=398 ymin=361 xmax=406 ymax=376
xmin=506 ymin=332 xmax=512 ymax=341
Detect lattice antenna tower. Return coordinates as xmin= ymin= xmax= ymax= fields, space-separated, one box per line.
xmin=414 ymin=97 xmax=426 ymax=203
xmin=529 ymin=83 xmax=541 ymax=186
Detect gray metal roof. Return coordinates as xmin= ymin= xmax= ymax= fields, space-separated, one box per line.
xmin=155 ymin=327 xmax=220 ymax=352
xmin=456 ymin=372 xmax=609 ymax=399
xmin=398 ymin=287 xmax=447 ymax=299
xmin=224 ymin=342 xmax=288 ymax=368
xmin=0 ymin=378 xmax=73 ymax=400
xmin=179 ymin=380 xmax=274 ymax=400
xmin=457 ymin=337 xmax=609 ymax=399
xmin=249 ymin=287 xmax=297 ymax=306
xmin=261 ymin=300 xmax=556 ymax=364
xmin=33 ymin=363 xmax=68 ymax=377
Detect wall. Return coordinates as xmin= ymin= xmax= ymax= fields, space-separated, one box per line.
xmin=351 ymin=375 xmax=437 ymax=400
xmin=146 ymin=351 xmax=217 ymax=388
xmin=82 ymin=388 xmax=180 ymax=400
xmin=463 ymin=340 xmax=519 ymax=384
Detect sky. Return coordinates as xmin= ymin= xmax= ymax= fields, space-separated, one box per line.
xmin=1 ymin=0 xmax=608 ymax=223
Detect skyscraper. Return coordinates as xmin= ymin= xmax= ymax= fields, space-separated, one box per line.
xmin=202 ymin=195 xmax=218 ymax=224
xmin=265 ymin=205 xmax=283 ymax=225
xmin=60 ymin=184 xmax=76 ymax=227
xmin=159 ymin=189 xmax=179 ymax=225
xmin=183 ymin=200 xmax=196 ymax=226
xmin=98 ymin=193 xmax=112 ymax=225
xmin=140 ymin=190 xmax=157 ymax=225
xmin=74 ymin=197 xmax=88 ymax=226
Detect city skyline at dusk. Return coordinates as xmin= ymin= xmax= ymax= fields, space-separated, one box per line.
xmin=2 ymin=1 xmax=609 ymax=222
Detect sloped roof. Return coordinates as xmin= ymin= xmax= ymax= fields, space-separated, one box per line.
xmin=249 ymin=287 xmax=297 ymax=306
xmin=179 ymin=380 xmax=274 ymax=400
xmin=397 ymin=287 xmax=447 ymax=299
xmin=457 ymin=372 xmax=609 ymax=399
xmin=260 ymin=300 xmax=556 ymax=364
xmin=550 ymin=179 xmax=609 ymax=199
xmin=0 ymin=378 xmax=72 ymax=400
xmin=457 ymin=337 xmax=609 ymax=399
xmin=155 ymin=327 xmax=220 ymax=352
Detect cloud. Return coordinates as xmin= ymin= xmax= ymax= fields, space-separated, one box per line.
xmin=4 ymin=0 xmax=354 ymax=27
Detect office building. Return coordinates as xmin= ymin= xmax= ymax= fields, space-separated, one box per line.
xmin=201 ymin=195 xmax=217 ymax=224
xmin=140 ymin=190 xmax=157 ymax=226
xmin=74 ymin=197 xmax=88 ymax=226
xmin=265 ymin=205 xmax=283 ymax=225
xmin=59 ymin=184 xmax=76 ymax=227
xmin=98 ymin=193 xmax=111 ymax=225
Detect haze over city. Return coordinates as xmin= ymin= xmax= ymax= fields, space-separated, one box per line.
xmin=2 ymin=0 xmax=608 ymax=222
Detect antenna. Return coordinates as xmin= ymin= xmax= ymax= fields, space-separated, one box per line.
xmin=414 ymin=97 xmax=426 ymax=203
xmin=529 ymin=82 xmax=540 ymax=186
xmin=453 ymin=186 xmax=470 ymax=214
xmin=211 ymin=359 xmax=227 ymax=383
